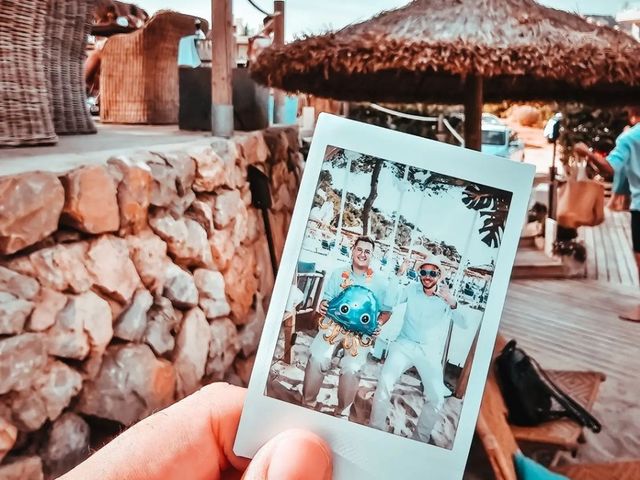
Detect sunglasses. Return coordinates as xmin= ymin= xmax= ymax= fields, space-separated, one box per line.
xmin=418 ymin=269 xmax=440 ymax=278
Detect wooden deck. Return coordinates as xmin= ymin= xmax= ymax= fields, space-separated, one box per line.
xmin=499 ymin=279 xmax=640 ymax=463
xmin=579 ymin=210 xmax=639 ymax=288
xmin=513 ymin=247 xmax=565 ymax=279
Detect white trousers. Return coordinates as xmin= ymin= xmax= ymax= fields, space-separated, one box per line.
xmin=370 ymin=338 xmax=449 ymax=432
xmin=308 ymin=329 xmax=370 ymax=374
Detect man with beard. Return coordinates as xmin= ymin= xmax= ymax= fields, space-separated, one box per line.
xmin=370 ymin=254 xmax=466 ymax=442
xmin=302 ymin=236 xmax=392 ymax=416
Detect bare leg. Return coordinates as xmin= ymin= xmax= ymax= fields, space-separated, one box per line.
xmin=334 ymin=345 xmax=369 ymax=415
xmin=335 ymin=370 xmax=360 ymax=414
xmin=302 ymin=356 xmax=325 ymax=405
xmin=619 ymin=252 xmax=640 ymax=322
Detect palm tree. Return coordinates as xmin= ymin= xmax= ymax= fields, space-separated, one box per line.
xmin=461 ymin=184 xmax=512 ymax=248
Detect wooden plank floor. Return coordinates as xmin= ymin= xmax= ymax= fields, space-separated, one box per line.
xmin=578 ymin=210 xmax=639 ymax=288
xmin=513 ymin=247 xmax=564 ymax=279
xmin=500 ymin=279 xmax=640 ymax=463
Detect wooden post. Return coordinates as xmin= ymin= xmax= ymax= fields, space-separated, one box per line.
xmin=282 ymin=311 xmax=296 ymax=364
xmin=454 ymin=328 xmax=479 ymax=398
xmin=464 ymin=75 xmax=483 ymax=151
xmin=211 ymin=0 xmax=234 ymax=137
xmin=273 ymin=0 xmax=286 ymax=124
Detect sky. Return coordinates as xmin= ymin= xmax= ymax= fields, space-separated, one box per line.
xmin=135 ymin=0 xmax=634 ymax=39
xmin=325 ymin=150 xmax=500 ymax=268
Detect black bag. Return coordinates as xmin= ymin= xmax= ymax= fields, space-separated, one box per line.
xmin=495 ymin=340 xmax=601 ymax=433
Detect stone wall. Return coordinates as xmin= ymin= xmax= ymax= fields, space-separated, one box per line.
xmin=0 ymin=127 xmax=301 ymax=479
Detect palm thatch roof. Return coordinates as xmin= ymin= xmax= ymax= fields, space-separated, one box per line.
xmin=250 ymin=0 xmax=640 ymax=104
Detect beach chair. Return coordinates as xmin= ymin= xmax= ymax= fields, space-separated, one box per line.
xmin=0 ymin=0 xmax=96 ymax=146
xmin=0 ymin=0 xmax=57 ymax=146
xmin=294 ymin=268 xmax=325 ymax=331
xmin=45 ymin=0 xmax=97 ymax=135
xmin=493 ymin=335 xmax=605 ymax=455
xmin=477 ymin=361 xmax=640 ymax=479
xmin=100 ymin=11 xmax=208 ymax=124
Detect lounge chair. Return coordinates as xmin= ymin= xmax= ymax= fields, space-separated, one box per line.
xmin=45 ymin=0 xmax=97 ymax=135
xmin=100 ymin=11 xmax=207 ymax=124
xmin=0 ymin=0 xmax=57 ymax=146
xmin=294 ymin=268 xmax=325 ymax=331
xmin=476 ymin=344 xmax=640 ymax=480
xmin=493 ymin=335 xmax=605 ymax=455
xmin=1 ymin=0 xmax=96 ymax=146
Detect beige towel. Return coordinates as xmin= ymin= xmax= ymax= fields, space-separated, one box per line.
xmin=556 ymin=180 xmax=605 ymax=228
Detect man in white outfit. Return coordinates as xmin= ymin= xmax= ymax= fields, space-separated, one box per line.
xmin=369 ymin=254 xmax=466 ymax=442
xmin=302 ymin=236 xmax=392 ymax=416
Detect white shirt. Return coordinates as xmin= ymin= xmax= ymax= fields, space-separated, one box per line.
xmin=395 ymin=282 xmax=452 ymax=346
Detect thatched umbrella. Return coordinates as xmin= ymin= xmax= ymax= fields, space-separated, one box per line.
xmin=250 ymin=0 xmax=640 ymax=150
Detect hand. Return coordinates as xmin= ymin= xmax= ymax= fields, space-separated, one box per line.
xmin=377 ymin=311 xmax=391 ymax=326
xmin=397 ymin=257 xmax=411 ymax=277
xmin=437 ymin=284 xmax=457 ymax=309
xmin=573 ymin=142 xmax=591 ymax=157
xmin=318 ymin=299 xmax=329 ymax=316
xmin=60 ymin=383 xmax=332 ymax=480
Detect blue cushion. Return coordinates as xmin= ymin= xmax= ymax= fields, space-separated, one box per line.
xmin=297 ymin=261 xmax=316 ymax=274
xmin=513 ymin=452 xmax=569 ymax=480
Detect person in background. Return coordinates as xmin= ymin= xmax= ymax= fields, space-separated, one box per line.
xmin=302 ymin=236 xmax=393 ymax=417
xmin=574 ymin=106 xmax=640 ymax=322
xmin=194 ymin=19 xmax=206 ymax=39
xmin=247 ymin=14 xmax=277 ymax=65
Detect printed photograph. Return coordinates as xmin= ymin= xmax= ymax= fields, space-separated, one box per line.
xmin=265 ymin=145 xmax=513 ymax=450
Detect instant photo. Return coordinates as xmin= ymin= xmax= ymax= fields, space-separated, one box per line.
xmin=266 ymin=145 xmax=512 ymax=450
xmin=235 ymin=114 xmax=535 ymax=480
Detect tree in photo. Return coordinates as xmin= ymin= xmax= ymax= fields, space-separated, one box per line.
xmin=461 ymin=184 xmax=512 ymax=248
xmin=361 ymin=158 xmax=383 ymax=235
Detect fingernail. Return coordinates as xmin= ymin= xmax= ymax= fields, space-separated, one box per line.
xmin=267 ymin=432 xmax=332 ymax=480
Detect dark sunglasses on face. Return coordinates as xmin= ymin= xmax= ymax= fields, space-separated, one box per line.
xmin=419 ymin=269 xmax=440 ymax=278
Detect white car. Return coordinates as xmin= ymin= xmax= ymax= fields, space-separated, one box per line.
xmin=481 ymin=112 xmax=503 ymax=126
xmin=481 ymin=123 xmax=525 ymax=160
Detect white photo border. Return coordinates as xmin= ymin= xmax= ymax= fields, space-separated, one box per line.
xmin=234 ymin=114 xmax=535 ymax=480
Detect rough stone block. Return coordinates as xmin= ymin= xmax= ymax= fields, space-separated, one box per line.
xmin=0 ymin=334 xmax=47 ymax=395
xmin=60 ymin=165 xmax=119 ymax=234
xmin=173 ymin=308 xmax=211 ymax=398
xmin=0 ymin=172 xmax=64 ymax=255
xmin=78 ymin=344 xmax=176 ymax=426
xmin=163 ymin=263 xmax=198 ymax=310
xmin=85 ymin=235 xmax=141 ymax=304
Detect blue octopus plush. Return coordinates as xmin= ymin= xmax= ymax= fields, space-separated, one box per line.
xmin=319 ymin=285 xmax=380 ymax=356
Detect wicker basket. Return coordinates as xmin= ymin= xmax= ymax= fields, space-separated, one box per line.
xmin=0 ymin=0 xmax=58 ymax=146
xmin=44 ymin=0 xmax=97 ymax=135
xmin=100 ymin=11 xmax=208 ymax=124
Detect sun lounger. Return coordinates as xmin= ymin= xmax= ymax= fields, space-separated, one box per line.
xmin=510 ymin=369 xmax=605 ymax=453
xmin=100 ymin=11 xmax=207 ymax=124
xmin=493 ymin=335 xmax=605 ymax=454
xmin=0 ymin=0 xmax=57 ymax=146
xmin=477 ymin=342 xmax=639 ymax=480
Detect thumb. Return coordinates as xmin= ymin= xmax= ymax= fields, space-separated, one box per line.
xmin=242 ymin=429 xmax=332 ymax=480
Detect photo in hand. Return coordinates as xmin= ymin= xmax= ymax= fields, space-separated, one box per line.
xmin=267 ymin=145 xmax=512 ymax=450
xmin=235 ymin=114 xmax=534 ymax=480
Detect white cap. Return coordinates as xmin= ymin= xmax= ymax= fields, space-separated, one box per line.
xmin=417 ymin=253 xmax=443 ymax=272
